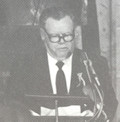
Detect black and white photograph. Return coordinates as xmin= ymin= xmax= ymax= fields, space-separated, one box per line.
xmin=0 ymin=0 xmax=119 ymax=122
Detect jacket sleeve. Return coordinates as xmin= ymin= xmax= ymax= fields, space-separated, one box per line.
xmin=92 ymin=55 xmax=118 ymax=121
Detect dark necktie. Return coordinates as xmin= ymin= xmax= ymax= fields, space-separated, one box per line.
xmin=56 ymin=61 xmax=67 ymax=95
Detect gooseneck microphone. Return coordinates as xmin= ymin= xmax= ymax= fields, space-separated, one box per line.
xmin=80 ymin=52 xmax=108 ymax=122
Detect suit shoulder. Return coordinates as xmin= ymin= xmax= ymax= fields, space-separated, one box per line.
xmin=74 ymin=48 xmax=84 ymax=54
xmin=89 ymin=53 xmax=108 ymax=67
xmin=74 ymin=48 xmax=86 ymax=59
xmin=74 ymin=49 xmax=109 ymax=71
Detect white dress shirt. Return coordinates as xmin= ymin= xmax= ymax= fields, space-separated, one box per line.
xmin=47 ymin=53 xmax=72 ymax=94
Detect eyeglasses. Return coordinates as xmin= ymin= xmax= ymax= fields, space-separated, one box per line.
xmin=44 ymin=29 xmax=75 ymax=43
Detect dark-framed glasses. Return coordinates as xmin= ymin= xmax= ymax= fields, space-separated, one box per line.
xmin=44 ymin=29 xmax=75 ymax=43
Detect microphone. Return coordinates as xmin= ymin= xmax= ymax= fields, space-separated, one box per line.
xmin=83 ymin=52 xmax=103 ymax=95
xmin=81 ymin=52 xmax=107 ymax=121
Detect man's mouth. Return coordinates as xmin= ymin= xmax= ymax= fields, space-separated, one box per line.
xmin=58 ymin=47 xmax=68 ymax=51
xmin=58 ymin=47 xmax=68 ymax=49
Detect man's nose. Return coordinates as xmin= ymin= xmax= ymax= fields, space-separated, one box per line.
xmin=59 ymin=38 xmax=65 ymax=44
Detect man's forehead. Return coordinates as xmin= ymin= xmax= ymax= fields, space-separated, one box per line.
xmin=45 ymin=16 xmax=74 ymax=33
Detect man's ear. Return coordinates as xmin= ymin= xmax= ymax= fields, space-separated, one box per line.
xmin=74 ymin=26 xmax=81 ymax=38
xmin=40 ymin=28 xmax=46 ymax=41
xmin=74 ymin=26 xmax=82 ymax=49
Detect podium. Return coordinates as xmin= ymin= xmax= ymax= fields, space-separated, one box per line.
xmin=31 ymin=116 xmax=89 ymax=122
xmin=25 ymin=94 xmax=96 ymax=122
xmin=30 ymin=116 xmax=106 ymax=122
xmin=0 ymin=94 xmax=106 ymax=122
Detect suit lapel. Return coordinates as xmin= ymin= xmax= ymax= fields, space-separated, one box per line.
xmin=70 ymin=49 xmax=85 ymax=95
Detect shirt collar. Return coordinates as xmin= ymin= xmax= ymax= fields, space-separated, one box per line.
xmin=63 ymin=54 xmax=73 ymax=65
xmin=47 ymin=53 xmax=73 ymax=66
xmin=47 ymin=53 xmax=58 ymax=66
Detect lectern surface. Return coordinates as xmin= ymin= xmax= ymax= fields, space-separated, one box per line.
xmin=31 ymin=116 xmax=88 ymax=122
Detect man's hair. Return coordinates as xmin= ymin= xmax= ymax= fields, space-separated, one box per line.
xmin=39 ymin=6 xmax=80 ymax=28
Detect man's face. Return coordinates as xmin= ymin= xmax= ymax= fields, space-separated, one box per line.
xmin=42 ymin=16 xmax=76 ymax=61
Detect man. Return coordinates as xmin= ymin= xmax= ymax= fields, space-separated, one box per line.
xmin=5 ymin=6 xmax=117 ymax=121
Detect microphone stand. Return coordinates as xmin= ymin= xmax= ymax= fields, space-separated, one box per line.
xmin=55 ymin=100 xmax=59 ymax=122
xmin=82 ymin=53 xmax=108 ymax=122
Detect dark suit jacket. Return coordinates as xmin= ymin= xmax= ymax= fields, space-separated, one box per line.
xmin=5 ymin=47 xmax=118 ymax=121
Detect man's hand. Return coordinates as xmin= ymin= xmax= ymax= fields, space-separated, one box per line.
xmin=83 ymin=85 xmax=95 ymax=101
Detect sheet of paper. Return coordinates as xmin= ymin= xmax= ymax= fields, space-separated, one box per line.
xmin=40 ymin=105 xmax=93 ymax=116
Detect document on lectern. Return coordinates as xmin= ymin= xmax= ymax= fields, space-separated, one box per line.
xmin=30 ymin=105 xmax=93 ymax=117
xmin=41 ymin=105 xmax=93 ymax=116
